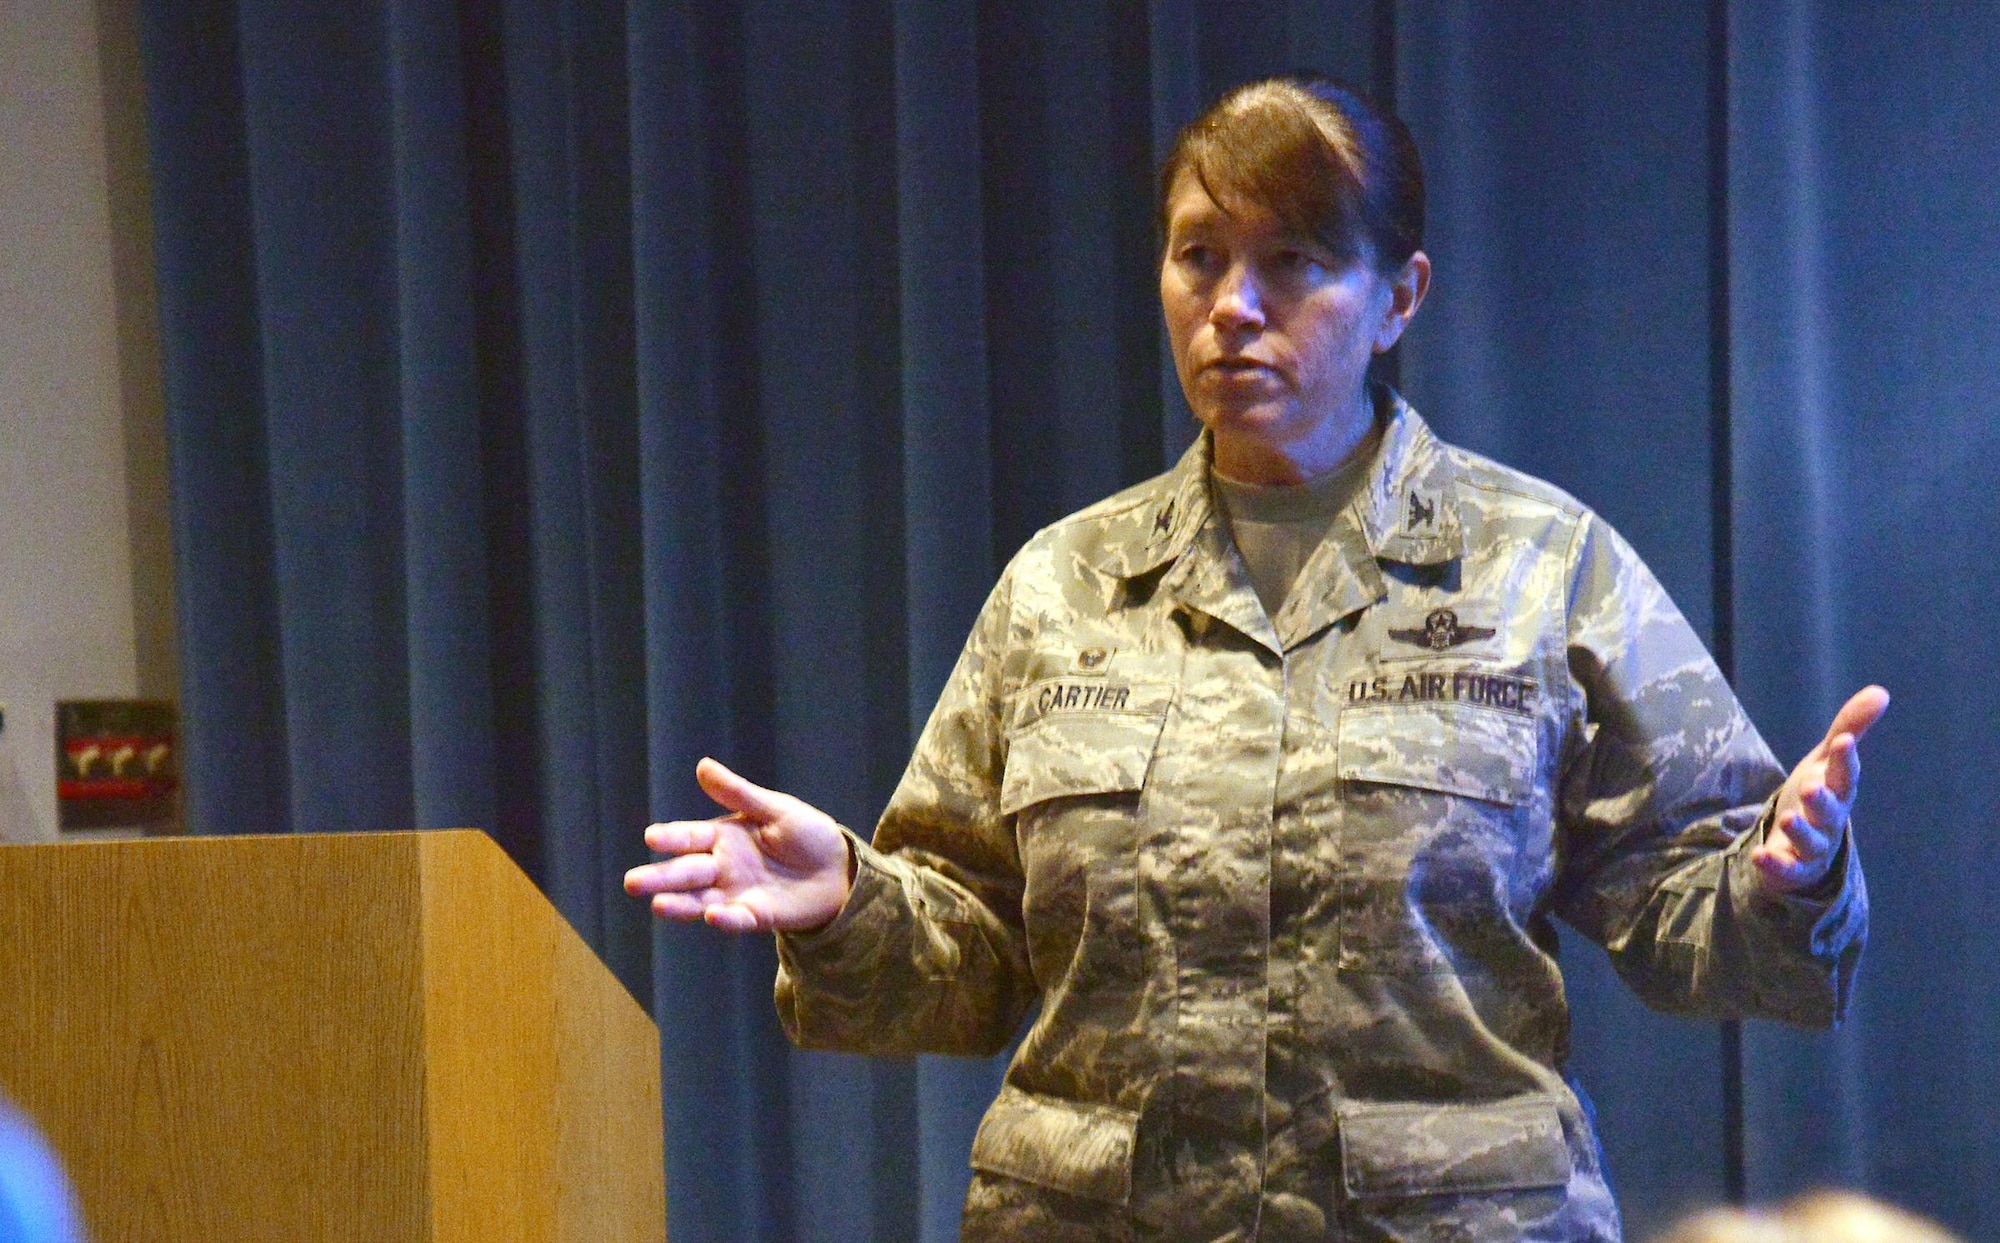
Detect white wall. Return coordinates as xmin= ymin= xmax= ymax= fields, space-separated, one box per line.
xmin=0 ymin=0 xmax=171 ymax=842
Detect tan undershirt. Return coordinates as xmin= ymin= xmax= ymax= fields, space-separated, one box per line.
xmin=1211 ymin=445 xmax=1373 ymax=622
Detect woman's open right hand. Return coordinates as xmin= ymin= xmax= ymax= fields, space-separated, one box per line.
xmin=623 ymin=758 xmax=852 ymax=934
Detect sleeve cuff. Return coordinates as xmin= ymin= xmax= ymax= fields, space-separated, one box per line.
xmin=1729 ymin=798 xmax=1855 ymax=920
xmin=1720 ymin=797 xmax=1868 ymax=1027
xmin=775 ymin=828 xmax=898 ymax=979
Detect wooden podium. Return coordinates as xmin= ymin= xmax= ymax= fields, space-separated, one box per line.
xmin=0 ymin=830 xmax=665 ymax=1242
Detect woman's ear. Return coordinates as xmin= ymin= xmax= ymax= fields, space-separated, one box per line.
xmin=1373 ymin=251 xmax=1431 ymax=353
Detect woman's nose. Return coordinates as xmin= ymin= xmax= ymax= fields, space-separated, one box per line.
xmin=1210 ymin=264 xmax=1265 ymax=331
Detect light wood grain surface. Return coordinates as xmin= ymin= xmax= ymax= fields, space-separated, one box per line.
xmin=418 ymin=828 xmax=560 ymax=1241
xmin=0 ymin=830 xmax=664 ymax=1243
xmin=554 ymin=905 xmax=668 ymax=1240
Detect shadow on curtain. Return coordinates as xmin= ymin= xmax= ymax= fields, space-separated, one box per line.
xmin=138 ymin=1 xmax=2000 ymax=1240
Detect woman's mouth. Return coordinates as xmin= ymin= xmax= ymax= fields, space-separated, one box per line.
xmin=1208 ymin=358 xmax=1275 ymax=379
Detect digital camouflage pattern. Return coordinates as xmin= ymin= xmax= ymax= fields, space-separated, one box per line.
xmin=775 ymin=392 xmax=1867 ymax=1242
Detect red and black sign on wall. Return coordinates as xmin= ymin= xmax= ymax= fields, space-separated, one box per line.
xmin=57 ymin=699 xmax=177 ymax=833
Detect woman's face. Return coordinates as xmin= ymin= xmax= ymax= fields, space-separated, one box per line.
xmin=1159 ymin=170 xmax=1425 ymax=482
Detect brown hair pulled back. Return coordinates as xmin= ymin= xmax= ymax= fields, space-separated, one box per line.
xmin=1159 ymin=76 xmax=1424 ymax=274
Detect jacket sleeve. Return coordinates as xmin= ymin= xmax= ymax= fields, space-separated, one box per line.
xmin=772 ymin=569 xmax=1038 ymax=1057
xmin=1549 ymin=512 xmax=1866 ymax=1028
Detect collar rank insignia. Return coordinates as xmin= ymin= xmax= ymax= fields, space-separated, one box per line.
xmin=1407 ymin=490 xmax=1436 ymax=530
xmin=1389 ymin=607 xmax=1496 ymax=652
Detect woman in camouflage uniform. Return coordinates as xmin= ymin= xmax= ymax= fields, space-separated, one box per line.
xmin=627 ymin=77 xmax=1887 ymax=1242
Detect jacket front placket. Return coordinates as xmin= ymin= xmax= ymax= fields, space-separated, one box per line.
xmin=1134 ymin=474 xmax=1286 ymax=1230
xmin=1126 ymin=410 xmax=1470 ymax=1235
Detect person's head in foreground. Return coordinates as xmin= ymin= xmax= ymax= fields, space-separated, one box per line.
xmin=1654 ymin=1190 xmax=1963 ymax=1243
xmin=0 ymin=1097 xmax=85 ymax=1243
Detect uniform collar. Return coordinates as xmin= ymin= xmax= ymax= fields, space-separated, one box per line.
xmin=1085 ymin=431 xmax=1214 ymax=581
xmin=1092 ymin=387 xmax=1462 ymax=583
xmin=1355 ymin=389 xmax=1463 ymax=566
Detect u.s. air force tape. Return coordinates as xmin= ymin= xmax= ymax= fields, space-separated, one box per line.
xmin=1348 ymin=669 xmax=1538 ymax=715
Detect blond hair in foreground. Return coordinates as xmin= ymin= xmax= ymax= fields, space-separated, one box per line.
xmin=1655 ymin=1190 xmax=1962 ymax=1243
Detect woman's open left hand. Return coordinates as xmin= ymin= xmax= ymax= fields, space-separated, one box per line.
xmin=623 ymin=758 xmax=852 ymax=933
xmin=1752 ymin=685 xmax=1890 ymax=894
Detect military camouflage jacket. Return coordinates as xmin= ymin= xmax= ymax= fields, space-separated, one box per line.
xmin=775 ymin=393 xmax=1866 ymax=1242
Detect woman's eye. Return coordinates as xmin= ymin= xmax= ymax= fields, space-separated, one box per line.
xmin=1178 ymin=244 xmax=1216 ymax=269
xmin=1271 ymin=249 xmax=1315 ymax=275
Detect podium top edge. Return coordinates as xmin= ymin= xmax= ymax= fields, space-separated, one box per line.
xmin=0 ymin=828 xmax=495 ymax=852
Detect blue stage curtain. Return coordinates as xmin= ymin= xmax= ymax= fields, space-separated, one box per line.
xmin=1729 ymin=4 xmax=2000 ymax=1234
xmin=137 ymin=1 xmax=1999 ymax=1239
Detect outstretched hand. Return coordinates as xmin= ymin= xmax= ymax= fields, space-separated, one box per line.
xmin=1751 ymin=685 xmax=1890 ymax=895
xmin=623 ymin=758 xmax=852 ymax=933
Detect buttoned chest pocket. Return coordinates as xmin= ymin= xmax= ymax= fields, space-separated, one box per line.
xmin=1336 ymin=700 xmax=1539 ymax=976
xmin=1002 ymin=677 xmax=1173 ymax=992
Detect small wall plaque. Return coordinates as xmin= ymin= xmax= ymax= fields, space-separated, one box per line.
xmin=56 ymin=699 xmax=178 ymax=833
